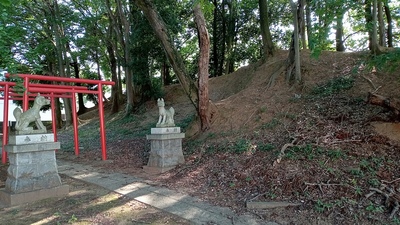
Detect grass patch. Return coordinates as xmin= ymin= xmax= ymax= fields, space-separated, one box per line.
xmin=311 ymin=76 xmax=354 ymax=97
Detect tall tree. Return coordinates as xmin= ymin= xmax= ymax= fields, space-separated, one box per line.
xmin=194 ymin=3 xmax=211 ymax=131
xmin=377 ymin=0 xmax=385 ymax=47
xmin=335 ymin=13 xmax=345 ymax=52
xmin=259 ymin=0 xmax=275 ymax=59
xmin=133 ymin=0 xmax=199 ymax=110
xmin=116 ymin=0 xmax=136 ymax=116
xmin=224 ymin=0 xmax=237 ymax=74
xmin=383 ymin=1 xmax=393 ymax=47
xmin=365 ymin=0 xmax=381 ymax=54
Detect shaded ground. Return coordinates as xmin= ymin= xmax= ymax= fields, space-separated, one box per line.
xmin=2 ymin=50 xmax=400 ymax=224
xmin=0 ymin=169 xmax=190 ymax=225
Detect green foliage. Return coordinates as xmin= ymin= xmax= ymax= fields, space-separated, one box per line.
xmin=257 ymin=142 xmax=275 ymax=152
xmin=311 ymin=76 xmax=354 ymax=97
xmin=363 ymin=48 xmax=400 ymax=73
xmin=177 ymin=114 xmax=196 ymax=131
xmin=285 ymin=144 xmax=345 ymax=161
xmin=315 ymin=199 xmax=333 ymax=213
xmin=67 ymin=214 xmax=78 ymax=223
xmin=262 ymin=118 xmax=280 ymax=129
xmin=0 ymin=0 xmax=10 ymax=7
xmin=365 ymin=202 xmax=385 ymax=213
xmin=231 ymin=139 xmax=252 ymax=154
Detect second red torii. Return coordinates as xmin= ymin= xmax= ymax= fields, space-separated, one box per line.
xmin=1 ymin=74 xmax=115 ymax=164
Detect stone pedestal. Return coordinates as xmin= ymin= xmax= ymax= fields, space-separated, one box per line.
xmin=0 ymin=133 xmax=69 ymax=206
xmin=144 ymin=127 xmax=185 ymax=174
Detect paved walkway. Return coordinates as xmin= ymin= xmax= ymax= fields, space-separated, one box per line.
xmin=57 ymin=160 xmax=278 ymax=225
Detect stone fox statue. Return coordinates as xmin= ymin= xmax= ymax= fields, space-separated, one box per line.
xmin=157 ymin=98 xmax=175 ymax=127
xmin=13 ymin=93 xmax=51 ymax=131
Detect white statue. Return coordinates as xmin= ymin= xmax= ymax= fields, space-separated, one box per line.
xmin=13 ymin=93 xmax=50 ymax=132
xmin=157 ymin=98 xmax=175 ymax=127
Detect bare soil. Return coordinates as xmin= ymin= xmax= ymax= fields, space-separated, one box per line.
xmin=2 ymin=50 xmax=400 ymax=225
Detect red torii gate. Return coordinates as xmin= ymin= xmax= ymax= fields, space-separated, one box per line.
xmin=1 ymin=74 xmax=115 ymax=164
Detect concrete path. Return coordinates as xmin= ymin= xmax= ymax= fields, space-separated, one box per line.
xmin=57 ymin=160 xmax=278 ymax=225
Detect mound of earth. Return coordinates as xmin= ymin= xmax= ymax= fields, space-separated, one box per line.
xmin=57 ymin=50 xmax=400 ymax=225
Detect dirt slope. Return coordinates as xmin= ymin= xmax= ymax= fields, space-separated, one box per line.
xmin=60 ymin=49 xmax=400 ymax=225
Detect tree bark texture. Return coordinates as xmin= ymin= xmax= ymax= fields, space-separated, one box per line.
xmin=305 ymin=0 xmax=312 ymax=49
xmin=224 ymin=0 xmax=237 ymax=74
xmin=116 ymin=0 xmax=135 ymax=116
xmin=384 ymin=2 xmax=393 ymax=47
xmin=194 ymin=4 xmax=211 ymax=131
xmin=258 ymin=0 xmax=275 ymax=59
xmin=133 ymin=0 xmax=199 ymax=110
xmin=291 ymin=1 xmax=301 ymax=82
xmin=336 ymin=14 xmax=345 ymax=52
xmin=106 ymin=22 xmax=119 ymax=114
xmin=377 ymin=0 xmax=385 ymax=47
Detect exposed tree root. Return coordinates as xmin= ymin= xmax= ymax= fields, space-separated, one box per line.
xmin=365 ymin=181 xmax=400 ymax=219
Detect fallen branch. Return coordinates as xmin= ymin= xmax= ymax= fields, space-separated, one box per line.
xmin=381 ymin=178 xmax=400 ymax=184
xmin=361 ymin=75 xmax=381 ymax=93
xmin=329 ymin=139 xmax=362 ymax=144
xmin=273 ymin=138 xmax=297 ymax=166
xmin=305 ymin=182 xmax=356 ymax=190
xmin=367 ymin=92 xmax=400 ymax=118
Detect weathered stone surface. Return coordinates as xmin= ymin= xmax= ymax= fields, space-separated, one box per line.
xmin=7 ymin=150 xmax=57 ymax=165
xmin=145 ymin=130 xmax=185 ymax=174
xmin=5 ymin=142 xmax=60 ymax=153
xmin=2 ymin=134 xmax=66 ymax=197
xmin=9 ymin=133 xmax=55 ymax=145
xmin=151 ymin=127 xmax=181 ymax=134
xmin=146 ymin=133 xmax=185 ymax=140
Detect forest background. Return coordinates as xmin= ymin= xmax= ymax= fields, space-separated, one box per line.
xmin=0 ymin=0 xmax=399 ymax=130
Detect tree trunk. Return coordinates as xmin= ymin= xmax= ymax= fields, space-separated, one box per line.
xmin=298 ymin=0 xmax=306 ymax=49
xmin=291 ymin=1 xmax=301 ymax=83
xmin=161 ymin=60 xmax=172 ymax=86
xmin=219 ymin=0 xmax=227 ymax=76
xmin=377 ymin=0 xmax=385 ymax=47
xmin=371 ymin=0 xmax=381 ymax=54
xmin=258 ymin=0 xmax=275 ymax=59
xmin=106 ymin=23 xmax=119 ymax=114
xmin=133 ymin=0 xmax=199 ymax=110
xmin=305 ymin=0 xmax=312 ymax=49
xmin=116 ymin=0 xmax=135 ymax=116
xmin=47 ymin=0 xmax=73 ymax=127
xmin=336 ymin=13 xmax=345 ymax=52
xmin=212 ymin=0 xmax=219 ymax=77
xmin=365 ymin=0 xmax=373 ymax=50
xmin=365 ymin=0 xmax=381 ymax=54
xmin=384 ymin=2 xmax=393 ymax=47
xmin=194 ymin=3 xmax=211 ymax=131
xmin=224 ymin=0 xmax=237 ymax=74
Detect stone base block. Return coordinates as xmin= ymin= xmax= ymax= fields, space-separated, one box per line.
xmin=143 ymin=165 xmax=176 ymax=175
xmin=0 ymin=185 xmax=69 ymax=207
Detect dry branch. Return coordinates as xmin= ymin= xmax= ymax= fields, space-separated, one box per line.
xmin=273 ymin=139 xmax=297 ymax=166
xmin=305 ymin=182 xmax=356 ymax=190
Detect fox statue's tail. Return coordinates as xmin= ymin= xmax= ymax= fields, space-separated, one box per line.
xmin=13 ymin=108 xmax=22 ymax=129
